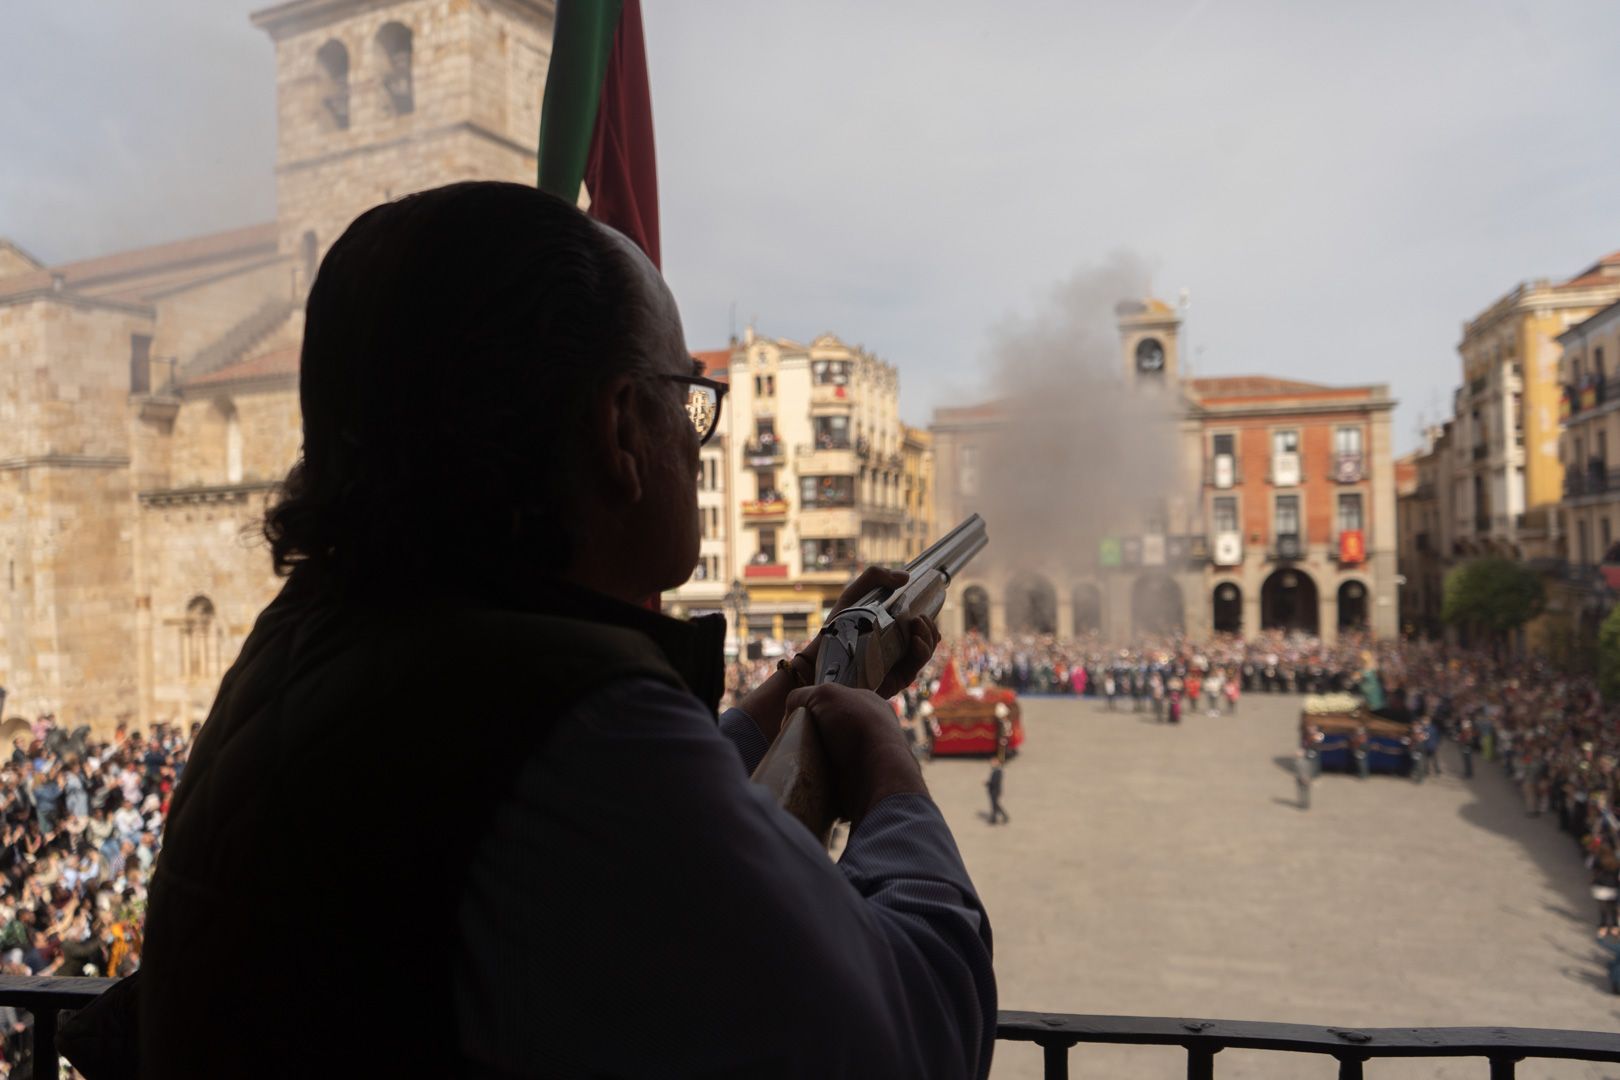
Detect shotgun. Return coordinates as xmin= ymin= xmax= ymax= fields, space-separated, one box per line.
xmin=751 ymin=513 xmax=989 ymax=845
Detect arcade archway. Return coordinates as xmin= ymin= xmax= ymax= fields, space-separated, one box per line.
xmin=1337 ymin=580 xmax=1368 ymax=631
xmin=1212 ymin=581 xmax=1243 ymax=634
xmin=1131 ymin=574 xmax=1184 ymax=636
xmin=1072 ymin=583 xmax=1102 ymax=635
xmin=1006 ymin=575 xmax=1057 ymax=634
xmin=962 ymin=585 xmax=991 ymax=636
xmin=1261 ymin=569 xmax=1319 ymax=634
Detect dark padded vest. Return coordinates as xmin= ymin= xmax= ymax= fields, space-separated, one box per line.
xmin=137 ymin=575 xmax=722 ymax=1078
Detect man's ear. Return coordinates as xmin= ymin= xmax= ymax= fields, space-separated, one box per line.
xmin=590 ymin=374 xmax=645 ymax=504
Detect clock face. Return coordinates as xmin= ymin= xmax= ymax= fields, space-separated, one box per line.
xmin=1136 ymin=338 xmax=1165 ymax=373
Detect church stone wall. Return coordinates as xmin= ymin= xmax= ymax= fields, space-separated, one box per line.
xmin=151 ymin=260 xmax=293 ymax=369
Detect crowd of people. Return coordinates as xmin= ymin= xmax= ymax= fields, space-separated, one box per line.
xmin=732 ymin=623 xmax=1620 ymax=980
xmin=0 ymin=714 xmax=194 ymax=1073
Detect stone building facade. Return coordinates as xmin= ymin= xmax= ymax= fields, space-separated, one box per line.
xmin=0 ymin=0 xmax=555 ymax=732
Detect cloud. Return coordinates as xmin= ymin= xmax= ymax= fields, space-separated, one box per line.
xmin=4 ymin=0 xmax=1619 ymax=453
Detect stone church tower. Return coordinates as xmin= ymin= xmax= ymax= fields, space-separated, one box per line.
xmin=253 ymin=0 xmax=555 ymax=286
xmin=0 ymin=0 xmax=555 ymax=733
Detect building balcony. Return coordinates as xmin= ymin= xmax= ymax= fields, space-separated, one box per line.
xmin=1562 ymin=376 xmax=1613 ymax=422
xmin=743 ymin=439 xmax=784 ymax=466
xmin=743 ymin=561 xmax=788 ymax=579
xmin=1564 ymin=466 xmax=1620 ymax=502
xmin=741 ymin=497 xmax=789 ymax=520
xmin=1272 ymin=532 xmax=1303 ymax=561
xmin=795 ymin=444 xmax=858 ymax=475
xmin=15 ymin=978 xmax=1619 ymax=1080
xmin=809 ymin=383 xmax=854 ymax=409
xmin=799 ymin=507 xmax=860 ymax=538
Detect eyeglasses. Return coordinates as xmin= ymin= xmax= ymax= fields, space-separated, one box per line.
xmin=663 ymin=373 xmax=729 ymax=446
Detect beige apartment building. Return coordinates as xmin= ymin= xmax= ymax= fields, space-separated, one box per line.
xmin=1558 ymin=298 xmax=1620 ymax=567
xmin=0 ymin=0 xmax=556 ymax=731
xmin=710 ymin=330 xmax=928 ymax=641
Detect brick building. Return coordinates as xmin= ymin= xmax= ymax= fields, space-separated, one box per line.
xmin=931 ymin=300 xmax=1399 ymax=642
xmin=0 ymin=0 xmax=555 ymax=731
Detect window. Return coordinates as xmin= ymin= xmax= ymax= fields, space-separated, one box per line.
xmin=1601 ymin=431 xmax=1610 ymax=468
xmin=756 ymin=470 xmax=777 ymax=500
xmin=1272 ymin=430 xmax=1300 ymax=485
xmin=1599 ymin=347 xmax=1608 ymax=377
xmin=1334 ymin=427 xmax=1363 ymax=456
xmin=801 ymin=475 xmax=853 ymax=507
xmin=756 ymin=528 xmax=777 ymax=563
xmin=1578 ymin=520 xmax=1590 ymax=566
xmin=376 ymin=23 xmax=414 ymax=114
xmin=181 ymin=596 xmax=217 ymax=680
xmin=1273 ymin=430 xmax=1299 ymax=455
xmin=129 ymin=334 xmax=152 ymax=393
xmin=801 ymin=537 xmax=856 ymax=569
xmin=812 ymin=360 xmax=852 ymax=386
xmin=1337 ymin=493 xmax=1364 ymax=534
xmin=316 ymin=39 xmax=351 ymax=130
xmin=754 ymin=418 xmax=777 ymax=449
xmin=1213 ymin=496 xmax=1238 ymax=534
xmin=1275 ymin=494 xmax=1300 ymax=537
xmin=813 ymin=415 xmax=850 ymax=449
xmin=1213 ymin=433 xmax=1235 ymax=457
xmin=1603 ymin=517 xmax=1612 ymax=557
xmin=960 ymin=444 xmax=980 ymax=496
xmin=223 ymin=403 xmax=243 ymax=484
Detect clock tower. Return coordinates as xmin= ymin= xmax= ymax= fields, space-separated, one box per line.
xmin=1115 ymin=298 xmax=1182 ymax=392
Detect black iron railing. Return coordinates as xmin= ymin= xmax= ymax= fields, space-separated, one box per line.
xmin=7 ymin=980 xmax=1620 ymax=1079
xmin=998 ymin=1012 xmax=1620 ymax=1079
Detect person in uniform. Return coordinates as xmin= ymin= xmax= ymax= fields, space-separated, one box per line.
xmin=985 ymin=754 xmax=1009 ymax=825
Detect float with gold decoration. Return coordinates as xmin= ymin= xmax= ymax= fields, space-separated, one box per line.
xmin=924 ymin=658 xmax=1024 ymax=757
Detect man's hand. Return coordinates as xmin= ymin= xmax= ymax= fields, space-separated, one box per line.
xmin=784 ymin=682 xmax=927 ymax=825
xmin=808 ymin=567 xmax=942 ymax=698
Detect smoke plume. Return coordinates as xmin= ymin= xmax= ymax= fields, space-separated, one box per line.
xmin=974 ymin=252 xmax=1184 ymax=629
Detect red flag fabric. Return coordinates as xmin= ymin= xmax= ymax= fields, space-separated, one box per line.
xmin=583 ymin=0 xmax=660 ymax=267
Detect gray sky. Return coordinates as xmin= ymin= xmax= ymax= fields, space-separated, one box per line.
xmin=5 ymin=1 xmax=1619 ymax=451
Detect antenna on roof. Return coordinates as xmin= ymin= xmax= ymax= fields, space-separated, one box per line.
xmin=729 ymin=301 xmax=737 ymax=346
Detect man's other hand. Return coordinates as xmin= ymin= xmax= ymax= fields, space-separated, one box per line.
xmin=784 ymin=683 xmax=927 ymax=824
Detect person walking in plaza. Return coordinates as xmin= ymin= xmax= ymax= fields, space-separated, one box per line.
xmin=1224 ymin=671 xmax=1239 ymax=715
xmin=1458 ymin=716 xmax=1475 ymax=779
xmin=986 ymin=755 xmax=1009 ymax=825
xmin=1295 ymin=748 xmax=1313 ymax=810
xmin=1593 ymin=845 xmax=1620 ymax=939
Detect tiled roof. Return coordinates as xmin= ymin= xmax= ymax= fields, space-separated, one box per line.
xmin=184 ymin=345 xmax=299 ymax=388
xmin=0 ymin=223 xmax=279 ymax=305
xmin=1186 ymin=375 xmax=1335 ymax=398
xmin=692 ymin=348 xmax=732 ymax=377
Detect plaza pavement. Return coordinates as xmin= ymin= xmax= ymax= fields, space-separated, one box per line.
xmin=919 ymin=693 xmax=1620 ymax=1079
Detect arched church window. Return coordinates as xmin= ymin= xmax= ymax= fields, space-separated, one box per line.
xmin=181 ymin=596 xmax=218 ymax=681
xmin=300 ymin=231 xmax=318 ymax=292
xmin=376 ymin=23 xmax=414 ymax=115
xmin=317 ymin=39 xmax=351 ymax=130
xmin=220 ymin=400 xmax=244 ymax=485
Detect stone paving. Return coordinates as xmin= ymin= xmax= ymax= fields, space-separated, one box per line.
xmin=920 ymin=693 xmax=1620 ymax=1079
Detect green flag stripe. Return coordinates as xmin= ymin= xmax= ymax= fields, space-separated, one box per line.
xmin=538 ymin=0 xmax=625 ymax=200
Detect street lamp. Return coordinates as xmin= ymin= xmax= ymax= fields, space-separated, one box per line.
xmin=724 ymin=578 xmax=750 ymax=692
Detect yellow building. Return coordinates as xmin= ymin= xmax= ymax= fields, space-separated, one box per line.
xmin=901 ymin=425 xmax=934 ymax=561
xmin=1453 ymin=252 xmax=1620 ymax=559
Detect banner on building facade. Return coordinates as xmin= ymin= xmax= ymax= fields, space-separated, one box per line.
xmin=1142 ymin=534 xmax=1165 ymax=566
xmin=1339 ymin=528 xmax=1365 ymax=565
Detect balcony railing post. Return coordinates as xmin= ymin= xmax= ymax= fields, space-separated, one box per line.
xmin=1186 ymin=1044 xmax=1216 ymax=1079
xmin=33 ymin=1006 xmax=60 ymax=1080
xmin=1489 ymin=1056 xmax=1519 ymax=1080
xmin=1336 ymin=1054 xmax=1365 ymax=1079
xmin=1041 ymin=1040 xmax=1070 ymax=1080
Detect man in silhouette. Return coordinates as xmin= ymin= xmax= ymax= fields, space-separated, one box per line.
xmin=126 ymin=183 xmax=994 ymax=1078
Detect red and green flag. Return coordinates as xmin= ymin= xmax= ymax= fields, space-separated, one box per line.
xmin=538 ymin=0 xmax=660 ymax=268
